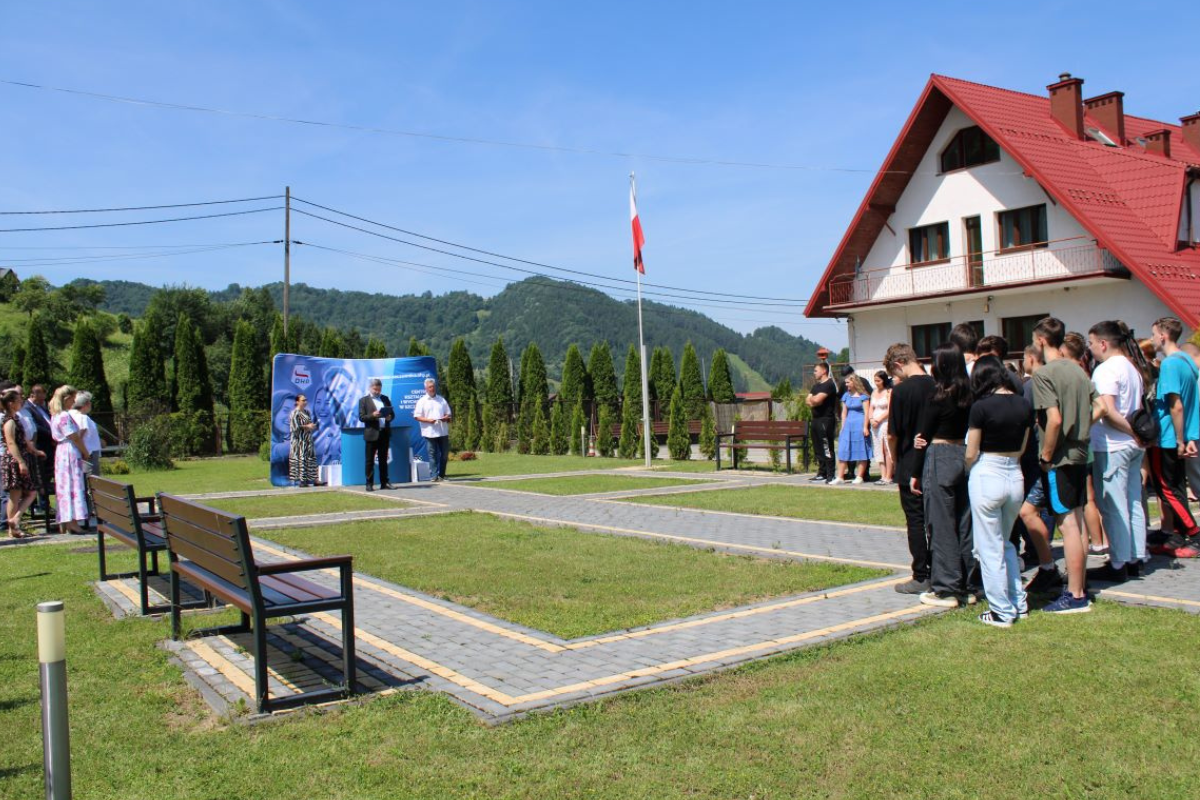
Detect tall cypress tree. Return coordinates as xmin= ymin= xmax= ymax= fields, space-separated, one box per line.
xmin=364 ymin=337 xmax=388 ymax=359
xmin=568 ymin=400 xmax=586 ymax=456
xmin=588 ymin=342 xmax=619 ymax=415
xmin=127 ymin=316 xmax=167 ymax=413
xmin=447 ymin=339 xmax=477 ymax=451
xmin=407 ymin=336 xmax=430 ymax=357
xmin=486 ymin=337 xmax=513 ymax=419
xmin=68 ymin=319 xmax=112 ymax=415
xmin=549 ymin=400 xmax=568 ymax=455
xmin=20 ymin=314 xmax=52 ymax=391
xmin=174 ymin=315 xmax=204 ymax=414
xmin=650 ymin=346 xmax=677 ymax=420
xmin=709 ymin=348 xmax=737 ymax=404
xmin=667 ymin=387 xmax=691 ymax=460
xmin=559 ymin=343 xmax=590 ymax=407
xmin=517 ymin=343 xmax=547 ymax=454
xmin=679 ymin=342 xmax=708 ymax=419
xmin=228 ymin=319 xmax=267 ymax=452
xmin=9 ymin=341 xmax=26 ymax=387
xmin=618 ymin=344 xmax=643 ymax=460
xmin=318 ymin=328 xmax=344 ymax=358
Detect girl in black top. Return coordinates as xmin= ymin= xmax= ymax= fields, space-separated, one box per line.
xmin=915 ymin=343 xmax=974 ymax=607
xmin=965 ymin=357 xmax=1032 ymax=626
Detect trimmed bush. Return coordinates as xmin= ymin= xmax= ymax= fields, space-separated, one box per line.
xmin=125 ymin=417 xmax=175 ymax=471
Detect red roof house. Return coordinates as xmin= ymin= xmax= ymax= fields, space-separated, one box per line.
xmin=806 ymin=73 xmax=1199 ymax=364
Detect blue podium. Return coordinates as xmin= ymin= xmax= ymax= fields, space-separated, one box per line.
xmin=340 ymin=426 xmax=412 ymax=486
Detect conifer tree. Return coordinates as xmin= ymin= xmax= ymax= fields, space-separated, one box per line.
xmin=447 ymin=338 xmax=477 ymax=450
xmin=68 ymin=319 xmax=112 ymax=415
xmin=772 ymin=376 xmax=793 ymax=402
xmin=568 ymin=400 xmax=586 ymax=456
xmin=667 ymin=387 xmax=691 ymax=460
xmin=618 ymin=344 xmax=643 ymax=459
xmin=699 ymin=403 xmax=717 ymax=460
xmin=549 ymin=400 xmax=568 ymax=455
xmin=517 ymin=343 xmax=547 ymax=453
xmin=20 ymin=314 xmax=52 ymax=391
xmin=9 ymin=341 xmax=25 ymax=386
xmin=407 ymin=337 xmax=430 ymax=357
xmin=343 ymin=328 xmax=364 ymax=359
xmin=300 ymin=324 xmax=323 ymax=356
xmin=173 ymin=315 xmax=204 ymax=414
xmin=588 ymin=341 xmax=619 ymax=414
xmin=464 ymin=394 xmax=483 ymax=450
xmin=127 ymin=316 xmax=168 ymax=413
xmin=679 ymin=342 xmax=708 ymax=419
xmin=364 ymin=337 xmax=388 ymax=359
xmin=479 ymin=402 xmax=496 ymax=453
xmin=708 ymin=348 xmax=737 ymax=404
xmin=530 ymin=402 xmax=550 ymax=455
xmin=486 ymin=337 xmax=513 ymax=422
xmin=650 ymin=346 xmax=677 ymax=420
xmin=318 ymin=327 xmax=344 ymax=358
xmin=228 ymin=319 xmax=267 ymax=452
xmin=559 ymin=343 xmax=590 ymax=407
xmin=595 ymin=405 xmax=616 ymax=457
xmin=268 ymin=315 xmax=287 ymax=363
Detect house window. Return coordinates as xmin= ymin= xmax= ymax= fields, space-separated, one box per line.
xmin=909 ymin=222 xmax=950 ymax=265
xmin=998 ymin=205 xmax=1048 ymax=251
xmin=1001 ymin=314 xmax=1049 ymax=353
xmin=940 ymin=126 xmax=1001 ymax=173
xmin=911 ymin=322 xmax=951 ymax=360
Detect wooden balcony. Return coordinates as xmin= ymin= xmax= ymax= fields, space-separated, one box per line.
xmin=827 ymin=239 xmax=1129 ymax=310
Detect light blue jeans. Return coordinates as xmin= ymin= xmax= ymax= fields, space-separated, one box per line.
xmin=968 ymin=454 xmax=1028 ymax=621
xmin=1093 ymin=447 xmax=1146 ymax=566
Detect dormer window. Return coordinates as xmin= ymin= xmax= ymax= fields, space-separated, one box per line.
xmin=940 ymin=126 xmax=1001 ymax=173
xmin=1086 ymin=126 xmax=1119 ymax=147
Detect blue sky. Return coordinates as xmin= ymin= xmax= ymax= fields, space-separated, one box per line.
xmin=1 ymin=2 xmax=1197 ymax=349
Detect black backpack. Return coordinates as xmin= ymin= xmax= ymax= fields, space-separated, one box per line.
xmin=1129 ymin=383 xmax=1159 ymax=447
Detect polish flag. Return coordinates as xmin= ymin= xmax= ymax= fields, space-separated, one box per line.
xmin=630 ymin=183 xmax=645 ymax=274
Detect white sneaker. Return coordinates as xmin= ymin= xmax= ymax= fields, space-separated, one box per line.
xmin=851 ymin=476 xmax=864 ymax=484
xmin=918 ymin=591 xmax=960 ymax=608
xmin=827 ymin=477 xmax=844 ymax=485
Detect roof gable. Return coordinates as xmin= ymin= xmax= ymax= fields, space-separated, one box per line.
xmin=806 ymin=75 xmax=1200 ymax=327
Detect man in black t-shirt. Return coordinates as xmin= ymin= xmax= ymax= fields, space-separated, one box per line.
xmin=806 ymin=362 xmax=838 ymax=481
xmin=884 ymin=343 xmax=936 ymax=593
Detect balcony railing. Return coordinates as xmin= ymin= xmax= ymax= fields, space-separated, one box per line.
xmin=827 ymin=239 xmax=1128 ymax=308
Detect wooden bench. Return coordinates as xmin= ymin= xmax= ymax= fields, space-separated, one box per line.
xmin=608 ymin=420 xmax=705 ymax=439
xmin=158 ymin=493 xmax=357 ymax=713
xmin=716 ymin=420 xmax=810 ymax=473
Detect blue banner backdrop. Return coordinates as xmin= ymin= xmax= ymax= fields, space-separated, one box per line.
xmin=269 ymin=354 xmax=437 ymax=486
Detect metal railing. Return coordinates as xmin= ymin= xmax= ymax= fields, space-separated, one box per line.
xmin=828 ymin=239 xmax=1127 ymax=308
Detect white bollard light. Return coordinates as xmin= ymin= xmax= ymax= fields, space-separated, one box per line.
xmin=37 ymin=601 xmax=71 ymax=800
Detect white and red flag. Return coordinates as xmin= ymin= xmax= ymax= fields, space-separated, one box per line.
xmin=630 ymin=181 xmax=645 ymax=274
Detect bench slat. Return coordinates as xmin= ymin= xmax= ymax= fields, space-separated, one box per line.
xmin=260 ymin=573 xmax=338 ymax=604
xmin=162 ymin=515 xmax=244 ymax=563
xmin=174 ymin=561 xmax=253 ymax=614
xmin=167 ymin=536 xmax=249 ymax=590
xmin=93 ymin=490 xmax=139 ymax=526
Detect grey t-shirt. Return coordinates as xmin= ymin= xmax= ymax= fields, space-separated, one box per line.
xmin=1032 ymin=357 xmax=1097 ymax=467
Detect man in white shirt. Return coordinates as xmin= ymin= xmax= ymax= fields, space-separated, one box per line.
xmin=1086 ymin=321 xmax=1146 ymax=583
xmin=413 ymin=378 xmax=452 ymax=482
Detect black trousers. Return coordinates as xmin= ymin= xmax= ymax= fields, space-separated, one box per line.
xmin=923 ymin=443 xmax=975 ymax=596
xmin=898 ymin=481 xmax=931 ymax=582
xmin=811 ymin=416 xmax=837 ymax=478
xmin=365 ymin=429 xmax=390 ymax=486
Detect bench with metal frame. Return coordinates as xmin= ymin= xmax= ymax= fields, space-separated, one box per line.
xmin=158 ymin=493 xmax=357 ymax=713
xmin=716 ymin=420 xmax=810 ymax=473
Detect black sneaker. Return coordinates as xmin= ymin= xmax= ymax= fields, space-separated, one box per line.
xmin=894 ymin=578 xmax=931 ymax=594
xmin=978 ymin=611 xmax=1014 ymax=628
xmin=1085 ymin=562 xmax=1128 ymax=584
xmin=1025 ymin=567 xmax=1065 ymax=594
xmin=1150 ymin=532 xmax=1189 ymax=557
xmin=809 ymin=474 xmax=829 ymax=482
xmin=1126 ymin=560 xmax=1144 ymax=578
xmin=1146 ymin=529 xmax=1169 ymax=546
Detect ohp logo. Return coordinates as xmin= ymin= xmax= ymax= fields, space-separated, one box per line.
xmin=291 ymin=364 xmax=312 ymax=388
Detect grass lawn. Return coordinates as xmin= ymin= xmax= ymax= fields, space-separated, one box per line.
xmin=479 ymin=474 xmax=705 ymax=495
xmin=262 ymin=512 xmax=882 ymax=638
xmin=115 ymin=456 xmax=271 ymax=496
xmin=203 ymin=491 xmax=407 ymax=519
xmin=2 ymin=543 xmax=1199 ymax=799
xmin=625 ymin=484 xmax=906 ymax=528
xmin=448 ymin=452 xmax=644 ymax=478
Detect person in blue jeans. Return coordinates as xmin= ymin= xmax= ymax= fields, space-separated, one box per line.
xmin=965 ymin=358 xmax=1032 ymax=627
xmin=413 ymin=378 xmax=453 ymax=482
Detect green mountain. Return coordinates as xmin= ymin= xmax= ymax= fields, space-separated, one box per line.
xmin=90 ymin=276 xmax=829 ymax=390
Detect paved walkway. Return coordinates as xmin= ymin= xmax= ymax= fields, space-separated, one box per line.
xmin=91 ymin=468 xmax=1200 ymax=722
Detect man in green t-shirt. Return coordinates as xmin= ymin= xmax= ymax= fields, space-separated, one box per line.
xmin=1031 ymin=317 xmax=1098 ymax=614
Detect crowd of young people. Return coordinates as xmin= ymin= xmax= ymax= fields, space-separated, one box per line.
xmin=875 ymin=315 xmax=1199 ymax=627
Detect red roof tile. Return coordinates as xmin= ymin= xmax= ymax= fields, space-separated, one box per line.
xmin=806 ymin=75 xmax=1200 ymax=327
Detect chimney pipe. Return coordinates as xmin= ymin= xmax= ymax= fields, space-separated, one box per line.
xmin=1181 ymin=112 xmax=1200 ymax=153
xmin=1084 ymin=91 xmax=1125 ymax=144
xmin=1144 ymin=129 xmax=1172 ymax=158
xmin=1048 ymin=73 xmax=1085 ymax=139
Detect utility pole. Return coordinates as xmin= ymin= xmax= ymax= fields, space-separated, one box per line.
xmin=283 ymin=186 xmax=291 ymax=339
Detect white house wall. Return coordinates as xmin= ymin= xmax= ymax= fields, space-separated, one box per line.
xmin=849 ymin=278 xmax=1173 ymax=371
xmin=860 ymin=105 xmax=1091 ymax=273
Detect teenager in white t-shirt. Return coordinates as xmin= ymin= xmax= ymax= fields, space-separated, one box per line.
xmin=1085 ymin=321 xmax=1146 ymax=583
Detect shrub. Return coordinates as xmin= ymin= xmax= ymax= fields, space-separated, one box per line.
xmin=458 ymin=451 xmax=477 ymax=461
xmin=167 ymin=411 xmax=216 ymax=457
xmin=102 ymin=458 xmax=130 ymax=475
xmin=125 ymin=417 xmax=175 ymax=471
xmin=595 ymin=406 xmax=616 ymax=457
xmin=667 ymin=388 xmax=691 ymax=460
xmin=258 ymin=440 xmax=272 ymax=461
xmin=699 ymin=405 xmax=717 ymax=460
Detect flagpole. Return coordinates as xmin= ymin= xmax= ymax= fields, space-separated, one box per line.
xmin=632 ymin=172 xmax=652 ymax=469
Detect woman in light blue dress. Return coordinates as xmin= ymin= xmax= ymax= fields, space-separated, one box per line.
xmin=831 ymin=374 xmax=872 ymax=484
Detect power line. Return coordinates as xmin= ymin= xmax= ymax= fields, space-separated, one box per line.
xmin=0 ymin=206 xmax=281 ymax=233
xmin=0 ymin=240 xmax=278 ymax=250
xmin=0 ymin=195 xmax=281 ymax=215
xmin=0 ymin=241 xmax=275 ymax=266
xmin=0 ymin=77 xmax=901 ymax=175
xmin=292 ymin=196 xmax=812 ymax=305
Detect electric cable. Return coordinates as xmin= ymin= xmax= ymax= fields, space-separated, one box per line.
xmin=0 ymin=195 xmax=281 ymax=215
xmin=0 ymin=206 xmax=282 ymax=233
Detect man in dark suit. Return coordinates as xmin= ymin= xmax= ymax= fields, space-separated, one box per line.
xmin=357 ymin=378 xmax=395 ymax=491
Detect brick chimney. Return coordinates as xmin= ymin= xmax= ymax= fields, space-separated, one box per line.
xmin=1084 ymin=91 xmax=1125 ymax=144
xmin=1048 ymin=73 xmax=1085 ymax=139
xmin=1181 ymin=112 xmax=1200 ymax=152
xmin=1144 ymin=128 xmax=1172 ymax=158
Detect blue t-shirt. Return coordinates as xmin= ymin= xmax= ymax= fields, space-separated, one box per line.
xmin=1156 ymin=351 xmax=1200 ymax=448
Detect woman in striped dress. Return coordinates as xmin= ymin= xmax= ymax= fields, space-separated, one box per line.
xmin=289 ymin=394 xmax=323 ymax=487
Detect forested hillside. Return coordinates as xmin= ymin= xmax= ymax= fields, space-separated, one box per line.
xmin=88 ymin=276 xmax=828 ymax=388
